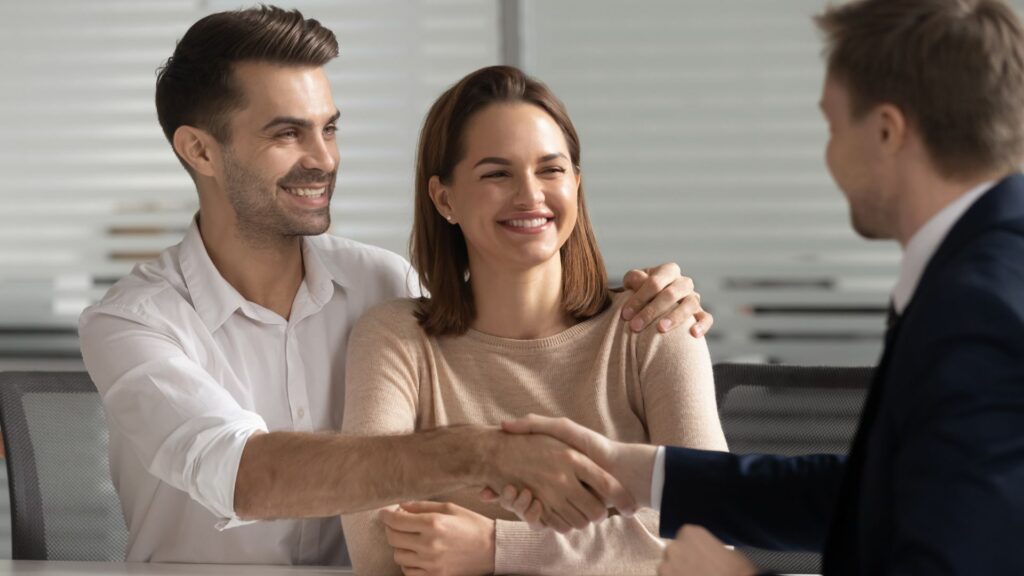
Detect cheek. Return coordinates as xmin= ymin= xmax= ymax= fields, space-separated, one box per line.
xmin=555 ymin=187 xmax=579 ymax=237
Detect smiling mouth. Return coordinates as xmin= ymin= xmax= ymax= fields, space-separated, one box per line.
xmin=281 ymin=185 xmax=328 ymax=198
xmin=501 ymin=217 xmax=553 ymax=228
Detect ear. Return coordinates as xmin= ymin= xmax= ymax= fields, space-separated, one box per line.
xmin=428 ymin=175 xmax=457 ymax=223
xmin=172 ymin=125 xmax=219 ymax=177
xmin=876 ymin=103 xmax=907 ymax=155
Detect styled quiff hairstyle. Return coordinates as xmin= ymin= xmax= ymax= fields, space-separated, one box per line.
xmin=816 ymin=0 xmax=1024 ymax=178
xmin=155 ymin=5 xmax=338 ymax=160
xmin=411 ymin=65 xmax=610 ymax=336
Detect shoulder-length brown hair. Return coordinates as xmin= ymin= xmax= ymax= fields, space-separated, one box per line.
xmin=411 ymin=65 xmax=609 ymax=336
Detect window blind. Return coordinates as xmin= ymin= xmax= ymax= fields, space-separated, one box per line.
xmin=520 ymin=0 xmax=903 ymax=365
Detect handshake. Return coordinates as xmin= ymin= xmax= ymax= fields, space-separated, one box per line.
xmin=476 ymin=414 xmax=658 ymax=533
xmin=461 ymin=415 xmax=757 ymax=576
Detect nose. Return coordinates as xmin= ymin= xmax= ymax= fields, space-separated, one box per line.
xmin=301 ymin=132 xmax=338 ymax=174
xmin=513 ymin=173 xmax=545 ymax=208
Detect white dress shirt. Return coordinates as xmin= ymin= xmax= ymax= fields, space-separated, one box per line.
xmin=892 ymin=180 xmax=995 ymax=314
xmin=649 ymin=180 xmax=997 ymax=512
xmin=79 ymin=220 xmax=417 ymax=565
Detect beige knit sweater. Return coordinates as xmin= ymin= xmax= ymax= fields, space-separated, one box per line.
xmin=340 ymin=291 xmax=727 ymax=576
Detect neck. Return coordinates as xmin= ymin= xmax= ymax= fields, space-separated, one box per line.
xmin=891 ymin=165 xmax=1007 ymax=247
xmin=468 ymin=255 xmax=575 ymax=339
xmin=197 ymin=211 xmax=305 ymax=320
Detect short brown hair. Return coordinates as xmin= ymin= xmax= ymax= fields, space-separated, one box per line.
xmin=411 ymin=65 xmax=610 ymax=336
xmin=155 ymin=5 xmax=338 ymax=152
xmin=816 ymin=0 xmax=1024 ymax=178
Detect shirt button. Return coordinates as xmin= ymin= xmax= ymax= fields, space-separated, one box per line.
xmin=297 ymin=407 xmax=305 ymax=419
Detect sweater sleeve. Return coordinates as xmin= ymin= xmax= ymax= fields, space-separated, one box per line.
xmin=636 ymin=315 xmax=728 ymax=451
xmin=493 ymin=315 xmax=726 ymax=575
xmin=340 ymin=301 xmax=423 ymax=576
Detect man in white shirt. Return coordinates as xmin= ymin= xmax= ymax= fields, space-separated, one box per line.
xmin=495 ymin=0 xmax=1024 ymax=575
xmin=78 ymin=6 xmax=712 ymax=565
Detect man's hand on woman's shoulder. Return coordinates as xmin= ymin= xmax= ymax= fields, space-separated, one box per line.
xmin=620 ymin=262 xmax=713 ymax=337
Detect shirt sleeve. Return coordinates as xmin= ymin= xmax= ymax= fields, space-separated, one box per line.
xmin=340 ymin=304 xmax=422 ymax=576
xmin=79 ymin=306 xmax=268 ymax=529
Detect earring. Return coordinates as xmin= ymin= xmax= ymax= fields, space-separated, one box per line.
xmin=445 ymin=214 xmax=454 ymax=223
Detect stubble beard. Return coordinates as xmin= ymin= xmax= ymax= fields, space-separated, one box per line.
xmin=222 ymin=148 xmax=335 ymax=249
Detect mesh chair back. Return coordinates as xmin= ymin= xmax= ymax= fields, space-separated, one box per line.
xmin=713 ymin=362 xmax=873 ymax=575
xmin=0 ymin=371 xmax=127 ymax=560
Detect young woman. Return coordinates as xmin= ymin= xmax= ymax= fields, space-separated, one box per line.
xmin=341 ymin=65 xmax=727 ymax=576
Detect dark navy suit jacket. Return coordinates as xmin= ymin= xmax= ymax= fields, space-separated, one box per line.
xmin=660 ymin=174 xmax=1024 ymax=575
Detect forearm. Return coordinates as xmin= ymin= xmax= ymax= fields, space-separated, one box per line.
xmin=234 ymin=426 xmax=495 ymax=519
xmin=495 ymin=509 xmax=664 ymax=575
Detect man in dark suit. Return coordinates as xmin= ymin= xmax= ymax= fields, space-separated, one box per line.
xmin=495 ymin=0 xmax=1024 ymax=574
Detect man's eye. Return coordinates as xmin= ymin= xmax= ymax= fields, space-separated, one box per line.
xmin=278 ymin=130 xmax=299 ymax=139
xmin=324 ymin=125 xmax=337 ymax=137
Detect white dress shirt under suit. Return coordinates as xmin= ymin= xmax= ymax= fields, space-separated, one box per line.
xmin=79 ymin=221 xmax=416 ymax=564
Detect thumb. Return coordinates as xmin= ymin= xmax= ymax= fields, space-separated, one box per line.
xmin=399 ymin=501 xmax=451 ymax=515
xmin=622 ymin=268 xmax=650 ymax=291
xmin=501 ymin=413 xmax=543 ymax=434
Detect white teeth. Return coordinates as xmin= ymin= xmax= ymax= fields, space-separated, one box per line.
xmin=287 ymin=187 xmax=326 ymax=197
xmin=506 ymin=218 xmax=548 ymax=228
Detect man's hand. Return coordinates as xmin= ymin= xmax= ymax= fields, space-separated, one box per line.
xmin=379 ymin=502 xmax=494 ymax=576
xmin=659 ymin=525 xmax=757 ymax=576
xmin=621 ymin=263 xmax=713 ymax=337
xmin=481 ymin=415 xmax=657 ymax=529
xmin=483 ymin=430 xmax=637 ymax=533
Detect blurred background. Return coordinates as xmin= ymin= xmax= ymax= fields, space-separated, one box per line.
xmin=0 ymin=0 xmax=908 ymax=374
xmin=0 ymin=0 xmax=917 ymax=557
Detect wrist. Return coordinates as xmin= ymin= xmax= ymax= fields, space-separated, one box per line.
xmin=611 ymin=443 xmax=657 ymax=508
xmin=455 ymin=425 xmax=504 ymax=485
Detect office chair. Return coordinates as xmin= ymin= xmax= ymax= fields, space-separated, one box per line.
xmin=712 ymin=362 xmax=873 ymax=575
xmin=0 ymin=371 xmax=127 ymax=560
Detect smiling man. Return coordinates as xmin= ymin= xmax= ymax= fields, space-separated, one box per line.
xmin=77 ymin=6 xmax=711 ymax=565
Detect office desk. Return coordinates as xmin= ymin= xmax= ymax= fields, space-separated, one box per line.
xmin=0 ymin=561 xmax=354 ymax=575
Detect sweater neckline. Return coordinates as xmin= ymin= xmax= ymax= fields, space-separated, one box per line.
xmin=460 ymin=292 xmax=624 ymax=351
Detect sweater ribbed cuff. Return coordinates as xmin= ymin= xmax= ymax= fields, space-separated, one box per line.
xmin=494 ymin=519 xmax=545 ymax=575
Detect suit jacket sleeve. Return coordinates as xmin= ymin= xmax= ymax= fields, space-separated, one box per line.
xmin=660 ymin=447 xmax=845 ymax=552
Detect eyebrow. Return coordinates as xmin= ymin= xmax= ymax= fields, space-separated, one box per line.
xmin=472 ymin=152 xmax=568 ymax=168
xmin=261 ymin=109 xmax=341 ymax=131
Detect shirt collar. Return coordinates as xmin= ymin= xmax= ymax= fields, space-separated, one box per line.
xmin=299 ymin=235 xmax=340 ymax=310
xmin=892 ymin=180 xmax=996 ymax=314
xmin=179 ymin=219 xmax=344 ymax=331
xmin=178 ymin=217 xmax=248 ymax=332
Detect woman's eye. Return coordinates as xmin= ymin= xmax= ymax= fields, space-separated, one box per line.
xmin=541 ymin=166 xmax=567 ymax=175
xmin=482 ymin=171 xmax=509 ymax=179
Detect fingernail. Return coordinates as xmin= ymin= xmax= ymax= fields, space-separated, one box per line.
xmin=622 ymin=307 xmax=636 ymax=320
xmin=658 ymin=319 xmax=672 ymax=332
xmin=630 ymin=317 xmax=644 ymax=332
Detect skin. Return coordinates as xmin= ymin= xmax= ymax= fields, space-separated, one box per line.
xmin=168 ymin=60 xmax=713 ymax=532
xmin=494 ymin=74 xmax=1014 ymax=576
